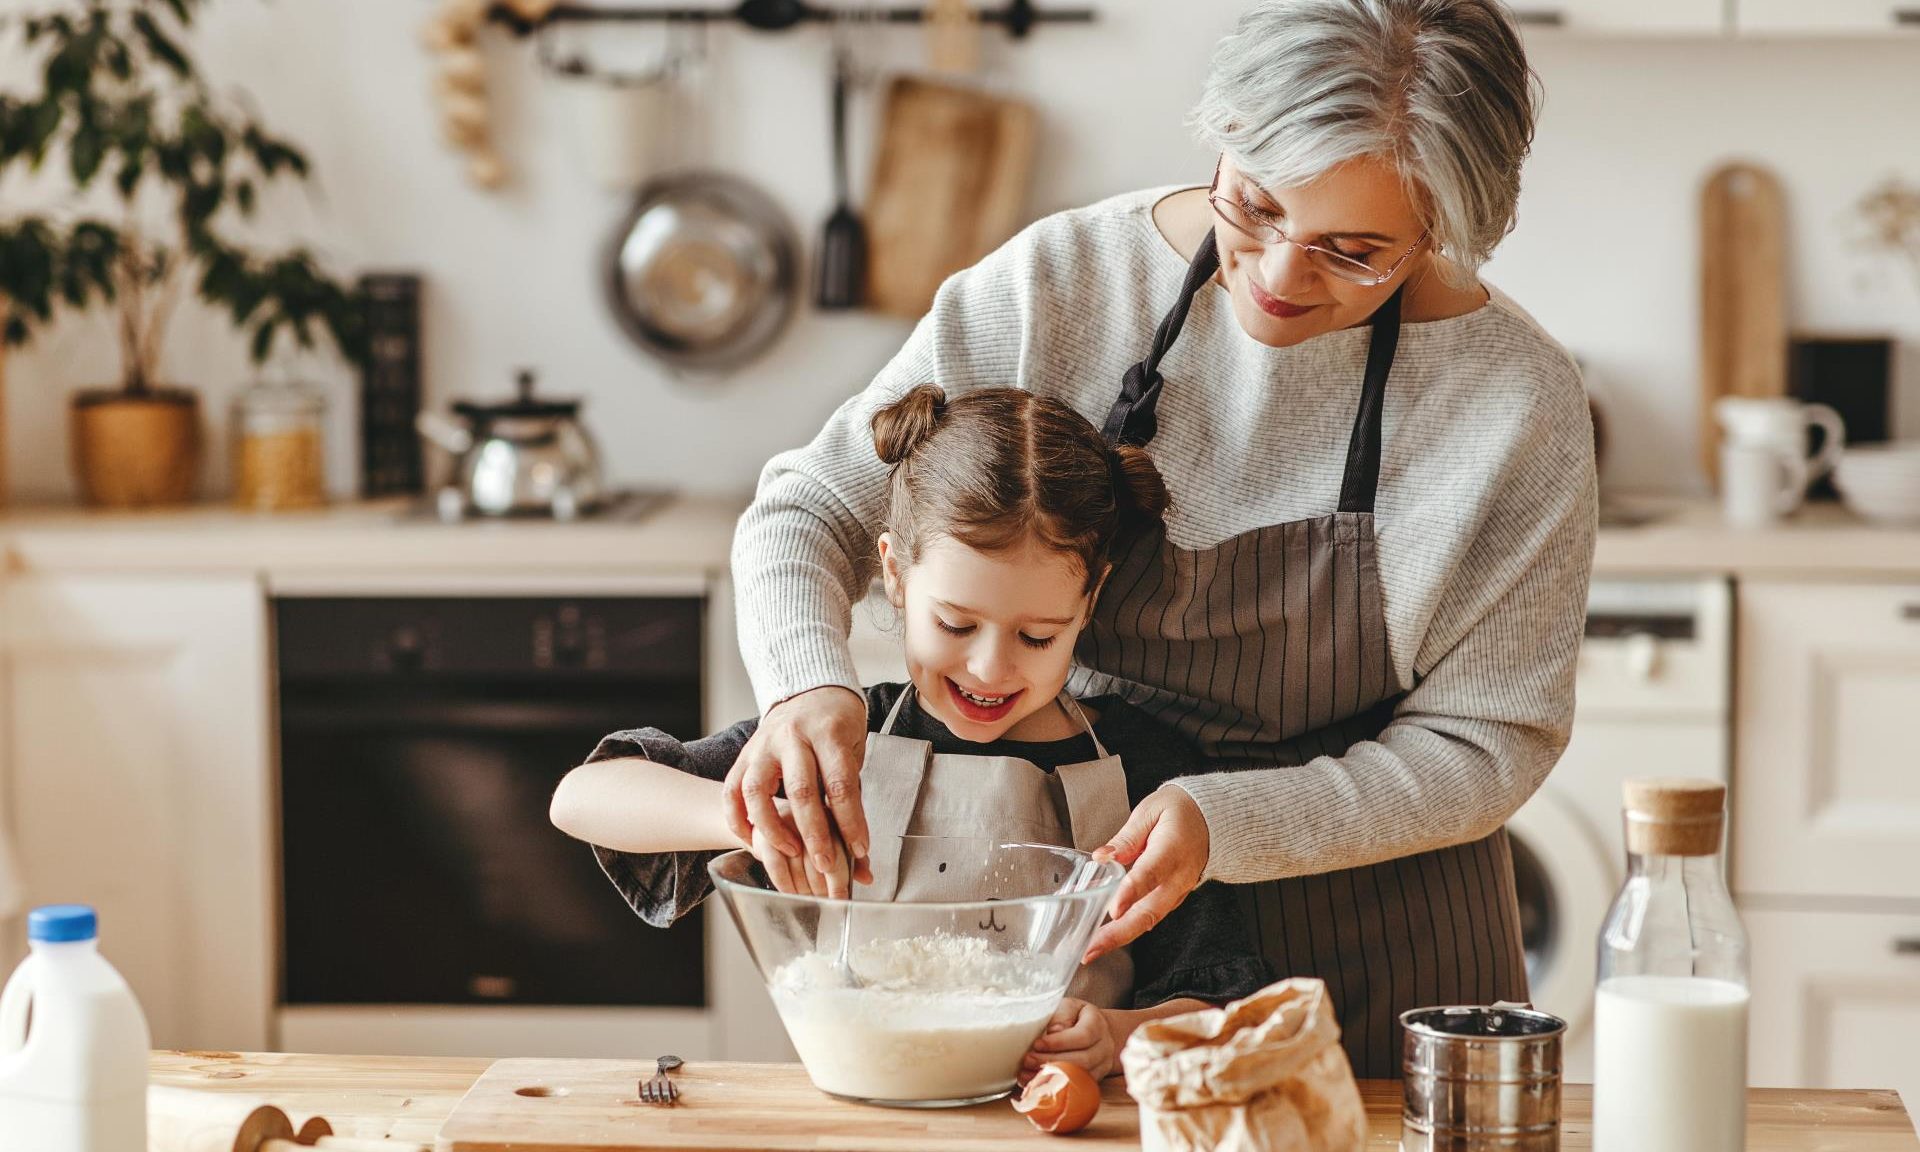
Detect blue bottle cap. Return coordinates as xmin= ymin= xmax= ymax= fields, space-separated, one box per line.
xmin=28 ymin=905 xmax=98 ymax=943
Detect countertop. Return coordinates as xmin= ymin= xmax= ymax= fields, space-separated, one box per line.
xmin=1 ymin=492 xmax=1919 ymax=579
xmin=148 ymin=1051 xmax=1920 ymax=1151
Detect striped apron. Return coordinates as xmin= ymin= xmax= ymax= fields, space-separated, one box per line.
xmin=1069 ymin=230 xmax=1528 ymax=1078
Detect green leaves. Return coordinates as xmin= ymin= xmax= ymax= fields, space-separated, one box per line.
xmin=1 ymin=0 xmax=361 ymax=379
xmin=0 ymin=217 xmax=119 ymax=347
xmin=129 ymin=10 xmax=191 ymax=79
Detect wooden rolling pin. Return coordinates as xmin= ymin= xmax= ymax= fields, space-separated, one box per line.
xmin=149 ymin=1086 xmax=426 ymax=1152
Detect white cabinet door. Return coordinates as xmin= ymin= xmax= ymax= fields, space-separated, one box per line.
xmin=1 ymin=575 xmax=272 ymax=1051
xmin=1736 ymin=0 xmax=1920 ymax=34
xmin=1746 ymin=907 xmax=1920 ymax=1107
xmin=1509 ymin=0 xmax=1725 ymax=34
xmin=1733 ymin=582 xmax=1920 ymax=900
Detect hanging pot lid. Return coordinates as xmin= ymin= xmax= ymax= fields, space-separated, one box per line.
xmin=453 ymin=369 xmax=581 ymax=420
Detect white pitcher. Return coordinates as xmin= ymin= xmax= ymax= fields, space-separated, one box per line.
xmin=1714 ymin=397 xmax=1845 ymax=526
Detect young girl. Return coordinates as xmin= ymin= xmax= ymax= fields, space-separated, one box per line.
xmin=550 ymin=384 xmax=1271 ymax=1080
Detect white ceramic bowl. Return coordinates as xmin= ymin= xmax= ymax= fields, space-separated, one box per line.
xmin=1834 ymin=444 xmax=1920 ymax=524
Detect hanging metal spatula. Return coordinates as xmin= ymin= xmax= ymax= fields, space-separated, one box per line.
xmin=814 ymin=42 xmax=866 ymax=310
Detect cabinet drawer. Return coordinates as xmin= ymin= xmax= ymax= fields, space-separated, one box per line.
xmin=1508 ymin=0 xmax=1724 ymax=33
xmin=1736 ymin=0 xmax=1920 ymax=35
xmin=1746 ymin=907 xmax=1920 ymax=1108
xmin=1733 ymin=582 xmax=1920 ymax=900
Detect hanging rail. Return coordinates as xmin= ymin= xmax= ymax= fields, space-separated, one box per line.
xmin=486 ymin=0 xmax=1097 ymax=39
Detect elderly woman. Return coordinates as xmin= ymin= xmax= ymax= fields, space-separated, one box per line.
xmin=722 ymin=0 xmax=1595 ymax=1077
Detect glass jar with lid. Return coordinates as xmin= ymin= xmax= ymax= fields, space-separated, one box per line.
xmin=1593 ymin=776 xmax=1749 ymax=1152
xmin=232 ymin=379 xmax=326 ymax=511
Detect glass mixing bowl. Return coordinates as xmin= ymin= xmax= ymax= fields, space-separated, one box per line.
xmin=709 ymin=837 xmax=1124 ymax=1108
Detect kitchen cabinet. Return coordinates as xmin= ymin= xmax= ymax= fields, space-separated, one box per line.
xmin=1508 ymin=0 xmax=1725 ymax=34
xmin=1746 ymin=906 xmax=1920 ymax=1110
xmin=1731 ymin=581 xmax=1920 ymax=901
xmin=0 ymin=574 xmax=272 ymax=1051
xmin=1735 ymin=0 xmax=1920 ymax=35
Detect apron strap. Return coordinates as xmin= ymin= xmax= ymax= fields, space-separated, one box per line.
xmin=1055 ymin=694 xmax=1111 ymax=760
xmin=1102 ymin=230 xmax=1221 ymax=447
xmin=1336 ymin=286 xmax=1404 ymax=515
xmin=877 ymin=684 xmax=914 ymax=735
xmin=1052 ymin=695 xmax=1129 ymax=852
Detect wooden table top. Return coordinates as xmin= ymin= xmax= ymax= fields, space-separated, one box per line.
xmin=149 ymin=1051 xmax=1920 ymax=1151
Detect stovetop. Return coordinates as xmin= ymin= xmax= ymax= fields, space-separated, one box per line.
xmin=393 ymin=488 xmax=674 ymax=525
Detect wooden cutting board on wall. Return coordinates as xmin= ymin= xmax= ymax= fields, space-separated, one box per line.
xmin=1699 ymin=161 xmax=1788 ymax=486
xmin=864 ymin=77 xmax=1037 ymax=319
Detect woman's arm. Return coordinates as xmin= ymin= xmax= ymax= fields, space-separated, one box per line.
xmin=550 ymin=757 xmax=742 ymax=854
xmin=724 ymin=235 xmax=1034 ymax=872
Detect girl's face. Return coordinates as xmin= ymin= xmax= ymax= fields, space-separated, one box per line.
xmin=879 ymin=532 xmax=1103 ymax=742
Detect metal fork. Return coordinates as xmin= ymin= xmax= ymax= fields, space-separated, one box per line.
xmin=639 ymin=1054 xmax=682 ymax=1106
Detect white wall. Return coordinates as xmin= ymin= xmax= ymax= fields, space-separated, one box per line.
xmin=3 ymin=4 xmax=1918 ymax=502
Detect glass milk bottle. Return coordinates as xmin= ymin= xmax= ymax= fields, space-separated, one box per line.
xmin=1593 ymin=778 xmax=1749 ymax=1152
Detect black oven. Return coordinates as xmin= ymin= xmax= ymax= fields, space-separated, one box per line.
xmin=275 ymin=595 xmax=706 ymax=1009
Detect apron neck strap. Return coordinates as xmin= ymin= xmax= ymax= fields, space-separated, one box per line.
xmin=1336 ymin=285 xmax=1404 ymax=515
xmin=1102 ymin=229 xmax=1220 ymax=447
xmin=1055 ymin=694 xmax=1111 ymax=760
xmin=878 ymin=684 xmax=915 ymax=735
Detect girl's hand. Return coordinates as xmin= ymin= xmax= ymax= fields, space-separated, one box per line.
xmin=749 ymin=803 xmax=855 ymax=898
xmin=725 ymin=685 xmax=873 ymax=893
xmin=1083 ymin=784 xmax=1209 ymax=961
xmin=1022 ymin=998 xmax=1117 ymax=1082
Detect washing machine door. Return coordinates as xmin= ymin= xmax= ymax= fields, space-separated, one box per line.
xmin=1506 ymin=782 xmax=1618 ymax=1074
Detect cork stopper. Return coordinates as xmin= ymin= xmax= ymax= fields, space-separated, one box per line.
xmin=1622 ymin=777 xmax=1726 ymax=857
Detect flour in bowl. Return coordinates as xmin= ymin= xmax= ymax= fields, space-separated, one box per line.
xmin=770 ymin=932 xmax=1061 ymax=1102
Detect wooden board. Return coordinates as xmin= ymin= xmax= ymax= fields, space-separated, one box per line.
xmin=433 ymin=1059 xmax=1920 ymax=1152
xmin=1700 ymin=160 xmax=1789 ymax=485
xmin=863 ymin=76 xmax=1037 ymax=319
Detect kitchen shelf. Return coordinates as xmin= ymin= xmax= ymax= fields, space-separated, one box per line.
xmin=486 ymin=0 xmax=1096 ymax=39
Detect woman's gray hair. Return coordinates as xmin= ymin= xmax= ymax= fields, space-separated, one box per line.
xmin=1190 ymin=0 xmax=1540 ymax=282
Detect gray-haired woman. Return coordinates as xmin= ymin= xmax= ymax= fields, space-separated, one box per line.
xmin=721 ymin=0 xmax=1595 ymax=1077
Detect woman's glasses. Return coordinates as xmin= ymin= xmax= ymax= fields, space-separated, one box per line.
xmin=1207 ymin=158 xmax=1428 ymax=287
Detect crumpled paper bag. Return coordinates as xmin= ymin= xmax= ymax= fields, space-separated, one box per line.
xmin=1121 ymin=977 xmax=1366 ymax=1152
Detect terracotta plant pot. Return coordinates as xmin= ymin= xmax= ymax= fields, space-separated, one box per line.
xmin=71 ymin=387 xmax=203 ymax=507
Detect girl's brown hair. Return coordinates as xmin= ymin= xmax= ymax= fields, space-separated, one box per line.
xmin=870 ymin=385 xmax=1170 ymax=590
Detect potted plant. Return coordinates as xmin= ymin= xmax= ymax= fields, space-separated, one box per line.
xmin=0 ymin=0 xmax=362 ymax=507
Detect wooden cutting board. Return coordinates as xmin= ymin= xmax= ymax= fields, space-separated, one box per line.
xmin=863 ymin=76 xmax=1037 ymax=318
xmin=1699 ymin=160 xmax=1789 ymax=486
xmin=433 ymin=1059 xmax=1144 ymax=1151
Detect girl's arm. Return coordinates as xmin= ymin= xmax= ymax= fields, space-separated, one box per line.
xmin=550 ymin=756 xmax=744 ymax=854
xmin=1024 ymin=997 xmax=1212 ymax=1082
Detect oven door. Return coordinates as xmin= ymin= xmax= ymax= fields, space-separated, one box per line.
xmin=276 ymin=597 xmax=707 ymax=1010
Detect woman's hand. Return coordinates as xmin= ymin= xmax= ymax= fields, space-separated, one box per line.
xmin=1084 ymin=784 xmax=1210 ymax=961
xmin=724 ymin=685 xmax=872 ymax=895
xmin=1021 ymin=998 xmax=1117 ymax=1083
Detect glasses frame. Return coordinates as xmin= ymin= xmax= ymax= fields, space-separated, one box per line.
xmin=1207 ymin=158 xmax=1429 ymax=288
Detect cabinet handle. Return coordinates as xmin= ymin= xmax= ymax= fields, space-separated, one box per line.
xmin=1896 ymin=9 xmax=1920 ymax=26
xmin=1896 ymin=938 xmax=1920 ymax=956
xmin=1511 ymin=8 xmax=1566 ymax=26
xmin=1902 ymin=603 xmax=1920 ymax=622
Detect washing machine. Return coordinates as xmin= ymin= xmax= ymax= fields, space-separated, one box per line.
xmin=1508 ymin=576 xmax=1732 ymax=1080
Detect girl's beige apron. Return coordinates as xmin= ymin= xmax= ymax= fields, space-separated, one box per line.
xmin=1074 ymin=230 xmax=1528 ymax=1077
xmin=857 ymin=688 xmax=1135 ymax=1007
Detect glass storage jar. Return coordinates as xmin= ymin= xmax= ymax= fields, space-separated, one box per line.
xmin=232 ymin=380 xmax=326 ymax=511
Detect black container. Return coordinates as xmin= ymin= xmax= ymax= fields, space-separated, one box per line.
xmin=359 ymin=273 xmax=425 ymax=497
xmin=1789 ymin=334 xmax=1892 ymax=500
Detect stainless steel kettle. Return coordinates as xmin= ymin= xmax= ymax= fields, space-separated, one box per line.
xmin=416 ymin=369 xmax=606 ymax=520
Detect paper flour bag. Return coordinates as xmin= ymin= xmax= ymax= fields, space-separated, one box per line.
xmin=1121 ymin=977 xmax=1365 ymax=1152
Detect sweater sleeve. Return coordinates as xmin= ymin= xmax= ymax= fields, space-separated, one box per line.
xmin=1172 ymin=366 xmax=1598 ymax=884
xmin=730 ymin=235 xmax=1041 ymax=711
